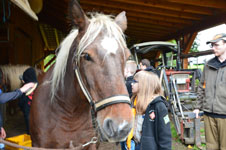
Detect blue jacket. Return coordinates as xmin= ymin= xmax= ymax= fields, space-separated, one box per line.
xmin=140 ymin=96 xmax=171 ymax=150
xmin=0 ymin=89 xmax=23 ymax=127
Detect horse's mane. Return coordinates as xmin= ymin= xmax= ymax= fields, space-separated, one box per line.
xmin=0 ymin=65 xmax=32 ymax=90
xmin=51 ymin=13 xmax=127 ymax=100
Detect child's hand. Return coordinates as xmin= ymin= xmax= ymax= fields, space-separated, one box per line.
xmin=0 ymin=127 xmax=6 ymax=139
xmin=20 ymin=82 xmax=36 ymax=93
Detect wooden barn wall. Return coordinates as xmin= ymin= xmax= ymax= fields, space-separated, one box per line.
xmin=0 ymin=3 xmax=44 ymax=68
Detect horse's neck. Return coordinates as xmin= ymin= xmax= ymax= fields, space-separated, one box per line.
xmin=55 ymin=66 xmax=90 ymax=114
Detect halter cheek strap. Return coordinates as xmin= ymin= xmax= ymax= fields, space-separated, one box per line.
xmin=74 ymin=68 xmax=131 ymax=112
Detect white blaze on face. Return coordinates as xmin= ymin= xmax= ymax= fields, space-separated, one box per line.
xmin=101 ymin=37 xmax=118 ymax=54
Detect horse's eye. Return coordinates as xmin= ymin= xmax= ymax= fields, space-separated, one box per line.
xmin=83 ymin=53 xmax=92 ymax=61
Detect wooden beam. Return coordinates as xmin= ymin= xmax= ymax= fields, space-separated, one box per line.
xmin=82 ymin=7 xmax=191 ymax=26
xmin=181 ymin=50 xmax=213 ymax=58
xmin=128 ymin=22 xmax=177 ymax=32
xmin=166 ymin=0 xmax=226 ymax=9
xmin=84 ymin=4 xmax=194 ymax=24
xmin=182 ymin=32 xmax=197 ymax=69
xmin=162 ymin=12 xmax=226 ymax=41
xmin=127 ymin=16 xmax=184 ymax=28
xmin=39 ymin=25 xmax=50 ymax=50
xmin=126 ymin=33 xmax=157 ymax=40
xmin=127 ymin=25 xmax=171 ymax=33
xmin=127 ymin=26 xmax=171 ymax=34
xmin=80 ymin=0 xmax=204 ymax=20
xmin=183 ymin=32 xmax=198 ymax=54
xmin=54 ymin=29 xmax=60 ymax=47
xmin=110 ymin=0 xmax=214 ymax=15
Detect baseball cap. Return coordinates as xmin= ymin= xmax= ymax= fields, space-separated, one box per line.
xmin=206 ymin=33 xmax=226 ymax=44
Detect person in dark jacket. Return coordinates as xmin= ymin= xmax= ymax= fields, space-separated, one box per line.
xmin=132 ymin=71 xmax=171 ymax=150
xmin=19 ymin=67 xmax=38 ymax=134
xmin=0 ymin=69 xmax=36 ymax=139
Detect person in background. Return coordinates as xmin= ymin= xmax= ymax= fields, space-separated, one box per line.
xmin=193 ymin=33 xmax=226 ymax=150
xmin=124 ymin=60 xmax=138 ymax=98
xmin=131 ymin=71 xmax=171 ymax=150
xmin=120 ymin=60 xmax=137 ymax=150
xmin=139 ymin=59 xmax=158 ymax=76
xmin=139 ymin=59 xmax=153 ymax=71
xmin=0 ymin=69 xmax=35 ymax=139
xmin=19 ymin=67 xmax=38 ymax=134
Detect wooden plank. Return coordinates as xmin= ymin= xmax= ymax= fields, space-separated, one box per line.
xmin=128 ymin=22 xmax=177 ymax=31
xmin=181 ymin=50 xmax=213 ymax=58
xmin=166 ymin=0 xmax=226 ymax=9
xmin=110 ymin=0 xmax=214 ymax=15
xmin=82 ymin=4 xmax=193 ymax=25
xmin=162 ymin=12 xmax=226 ymax=41
xmin=39 ymin=25 xmax=50 ymax=50
xmin=127 ymin=26 xmax=170 ymax=34
xmin=183 ymin=33 xmax=197 ymax=69
xmin=80 ymin=0 xmax=204 ymax=20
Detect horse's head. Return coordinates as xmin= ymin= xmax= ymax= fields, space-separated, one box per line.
xmin=70 ymin=0 xmax=133 ymax=142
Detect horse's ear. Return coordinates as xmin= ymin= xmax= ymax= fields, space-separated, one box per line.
xmin=70 ymin=0 xmax=89 ymax=32
xmin=115 ymin=11 xmax=127 ymax=32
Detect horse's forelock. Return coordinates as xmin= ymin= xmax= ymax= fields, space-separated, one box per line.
xmin=51 ymin=13 xmax=127 ymax=101
xmin=77 ymin=13 xmax=127 ymax=63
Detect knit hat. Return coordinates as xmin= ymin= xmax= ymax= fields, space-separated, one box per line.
xmin=22 ymin=67 xmax=38 ymax=83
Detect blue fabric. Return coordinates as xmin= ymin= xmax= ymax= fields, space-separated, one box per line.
xmin=135 ymin=143 xmax=140 ymax=150
xmin=120 ymin=141 xmax=127 ymax=150
xmin=0 ymin=89 xmax=22 ymax=104
xmin=120 ymin=140 xmax=135 ymax=150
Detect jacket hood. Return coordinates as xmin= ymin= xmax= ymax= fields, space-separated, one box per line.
xmin=150 ymin=96 xmax=168 ymax=107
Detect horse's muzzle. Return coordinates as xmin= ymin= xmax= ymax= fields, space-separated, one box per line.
xmin=102 ymin=118 xmax=132 ymax=142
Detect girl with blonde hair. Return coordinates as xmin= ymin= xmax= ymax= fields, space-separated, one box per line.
xmin=131 ymin=71 xmax=171 ymax=150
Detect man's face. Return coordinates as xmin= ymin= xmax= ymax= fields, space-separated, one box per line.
xmin=139 ymin=63 xmax=147 ymax=70
xmin=211 ymin=40 xmax=226 ymax=57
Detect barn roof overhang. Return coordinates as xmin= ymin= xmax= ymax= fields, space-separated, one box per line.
xmin=35 ymin=0 xmax=226 ymax=60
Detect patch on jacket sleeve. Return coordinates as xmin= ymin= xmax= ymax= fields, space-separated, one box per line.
xmin=163 ymin=114 xmax=170 ymax=124
xmin=148 ymin=110 xmax=155 ymax=122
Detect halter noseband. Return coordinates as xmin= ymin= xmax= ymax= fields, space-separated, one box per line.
xmin=74 ymin=61 xmax=131 ymax=128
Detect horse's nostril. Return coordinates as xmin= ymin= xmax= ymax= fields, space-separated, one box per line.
xmin=103 ymin=118 xmax=132 ymax=140
xmin=118 ymin=121 xmax=132 ymax=137
xmin=103 ymin=118 xmax=116 ymax=137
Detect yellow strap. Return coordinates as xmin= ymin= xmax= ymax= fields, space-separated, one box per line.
xmin=126 ymin=97 xmax=137 ymax=150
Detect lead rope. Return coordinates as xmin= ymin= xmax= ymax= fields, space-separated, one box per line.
xmin=0 ymin=137 xmax=98 ymax=150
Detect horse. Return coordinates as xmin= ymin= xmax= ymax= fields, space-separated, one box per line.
xmin=30 ymin=0 xmax=133 ymax=149
xmin=0 ymin=64 xmax=44 ymax=114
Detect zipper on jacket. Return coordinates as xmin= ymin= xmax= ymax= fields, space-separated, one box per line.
xmin=213 ymin=70 xmax=218 ymax=112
